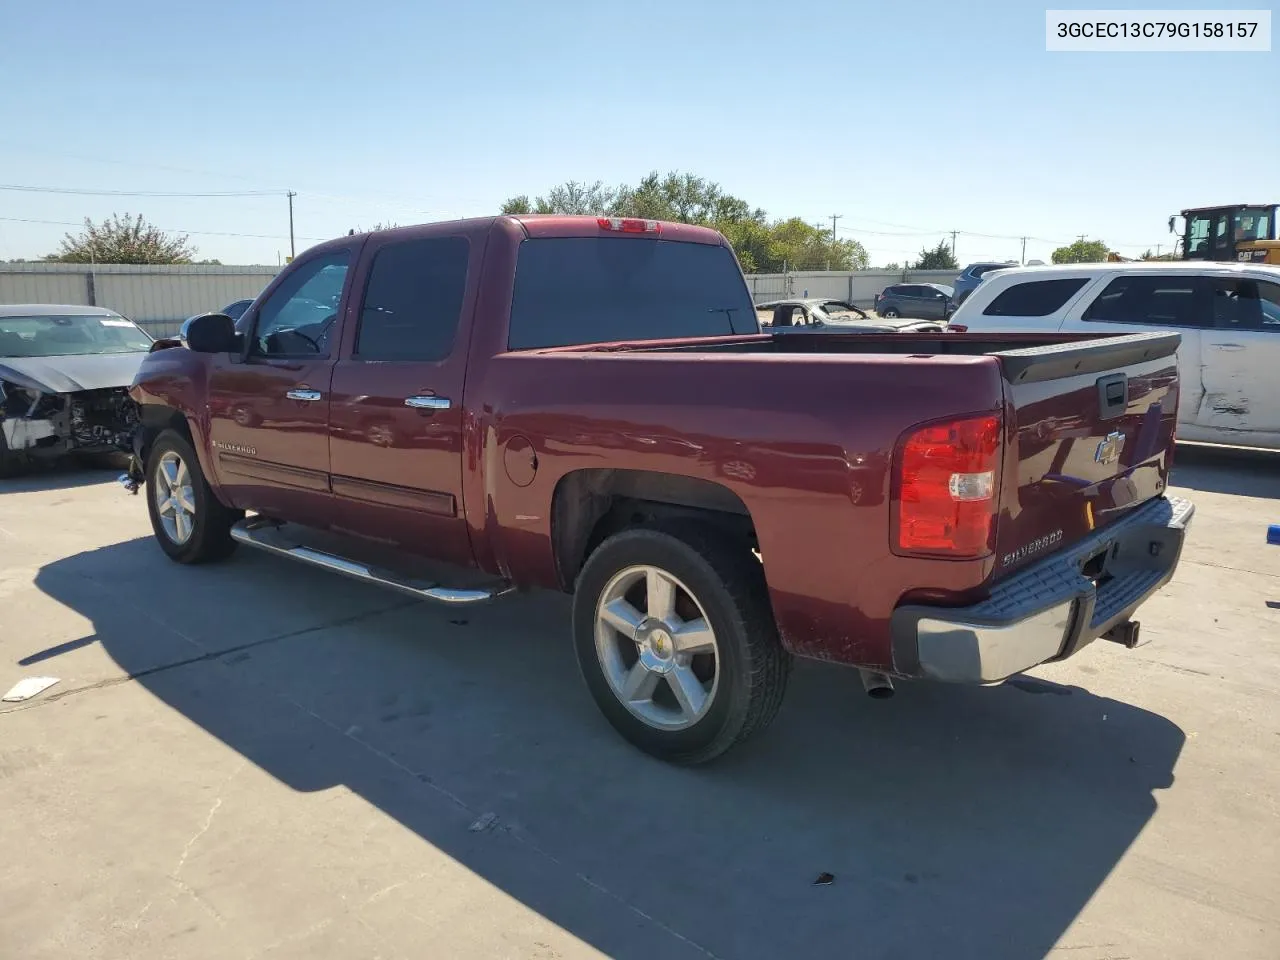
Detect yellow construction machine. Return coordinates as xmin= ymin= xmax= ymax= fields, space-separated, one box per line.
xmin=1169 ymin=203 xmax=1280 ymax=265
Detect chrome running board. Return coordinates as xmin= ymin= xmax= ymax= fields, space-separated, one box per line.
xmin=230 ymin=517 xmax=511 ymax=606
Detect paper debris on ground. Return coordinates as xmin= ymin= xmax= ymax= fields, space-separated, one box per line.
xmin=3 ymin=677 xmax=61 ymax=702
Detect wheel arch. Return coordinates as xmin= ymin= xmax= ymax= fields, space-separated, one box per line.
xmin=135 ymin=403 xmax=229 ymax=506
xmin=550 ymin=468 xmax=757 ymax=593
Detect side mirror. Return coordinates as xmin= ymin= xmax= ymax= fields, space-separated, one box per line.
xmin=183 ymin=313 xmax=239 ymax=353
xmin=1168 ymin=215 xmax=1176 ymax=234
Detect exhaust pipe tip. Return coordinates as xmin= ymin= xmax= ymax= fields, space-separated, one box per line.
xmin=859 ymin=669 xmax=895 ymax=699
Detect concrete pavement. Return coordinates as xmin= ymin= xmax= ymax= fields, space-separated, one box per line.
xmin=1 ymin=446 xmax=1278 ymax=959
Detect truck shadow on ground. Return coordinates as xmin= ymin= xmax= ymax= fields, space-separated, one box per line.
xmin=1170 ymin=443 xmax=1280 ymax=498
xmin=33 ymin=538 xmax=1185 ymax=960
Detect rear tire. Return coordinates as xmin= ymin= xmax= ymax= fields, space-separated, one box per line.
xmin=145 ymin=429 xmax=241 ymax=564
xmin=572 ymin=525 xmax=792 ymax=764
xmin=880 ymin=307 xmax=900 ymax=319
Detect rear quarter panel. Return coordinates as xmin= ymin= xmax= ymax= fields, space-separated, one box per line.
xmin=467 ymin=348 xmax=1008 ymax=669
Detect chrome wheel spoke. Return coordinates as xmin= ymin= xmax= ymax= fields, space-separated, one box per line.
xmin=600 ymin=598 xmax=644 ymax=640
xmin=668 ymin=665 xmax=709 ymax=720
xmin=645 ymin=569 xmax=676 ymax=621
xmin=154 ymin=452 xmax=195 ymax=545
xmin=620 ymin=661 xmax=660 ymax=703
xmin=174 ymin=509 xmax=192 ymax=543
xmin=673 ymin=618 xmax=715 ymax=656
xmin=595 ymin=563 xmax=721 ymax=732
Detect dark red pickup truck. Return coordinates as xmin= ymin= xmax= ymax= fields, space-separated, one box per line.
xmin=123 ymin=214 xmax=1194 ymax=763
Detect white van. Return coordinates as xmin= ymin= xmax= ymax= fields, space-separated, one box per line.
xmin=947 ymin=261 xmax=1280 ymax=450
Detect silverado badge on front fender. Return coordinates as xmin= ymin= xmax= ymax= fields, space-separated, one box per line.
xmin=1094 ymin=431 xmax=1125 ymax=466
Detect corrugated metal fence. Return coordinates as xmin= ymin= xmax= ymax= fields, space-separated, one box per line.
xmin=0 ymin=262 xmax=964 ymax=338
xmin=0 ymin=263 xmax=282 ymax=338
xmin=746 ymin=269 xmax=960 ymax=307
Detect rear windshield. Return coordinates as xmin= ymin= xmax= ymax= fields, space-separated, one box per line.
xmin=0 ymin=313 xmax=153 ymax=357
xmin=507 ymin=237 xmax=758 ymax=349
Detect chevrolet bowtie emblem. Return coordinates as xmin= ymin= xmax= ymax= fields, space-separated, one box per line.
xmin=1094 ymin=430 xmax=1125 ymax=466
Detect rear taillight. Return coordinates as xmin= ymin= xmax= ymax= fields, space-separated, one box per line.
xmin=896 ymin=414 xmax=1001 ymax=557
xmin=946 ymin=324 xmax=968 ymax=333
xmin=597 ymin=217 xmax=661 ymax=234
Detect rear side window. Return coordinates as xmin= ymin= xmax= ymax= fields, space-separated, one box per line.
xmin=1082 ymin=275 xmax=1212 ymax=328
xmin=355 ymin=236 xmax=470 ymax=361
xmin=507 ymin=238 xmax=756 ymax=350
xmin=982 ymin=278 xmax=1088 ymax=317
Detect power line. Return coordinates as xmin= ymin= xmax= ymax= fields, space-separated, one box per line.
xmin=0 ymin=183 xmax=281 ymax=198
xmin=0 ymin=215 xmax=327 ymax=243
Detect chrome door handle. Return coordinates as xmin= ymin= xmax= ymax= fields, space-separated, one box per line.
xmin=1214 ymin=343 xmax=1244 ymax=351
xmin=405 ymin=395 xmax=450 ymax=411
xmin=286 ymin=389 xmax=323 ymax=401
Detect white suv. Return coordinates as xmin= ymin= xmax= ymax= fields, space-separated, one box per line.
xmin=947 ymin=261 xmax=1280 ymax=451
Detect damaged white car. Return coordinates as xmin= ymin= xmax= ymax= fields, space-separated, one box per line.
xmin=0 ymin=304 xmax=149 ymax=477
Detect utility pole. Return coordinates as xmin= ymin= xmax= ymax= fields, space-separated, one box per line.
xmin=1077 ymin=234 xmax=1086 ymax=244
xmin=830 ymin=213 xmax=842 ymax=242
xmin=1020 ymin=236 xmax=1027 ymax=264
xmin=950 ymin=230 xmax=958 ymax=263
xmin=287 ymin=190 xmax=297 ymax=259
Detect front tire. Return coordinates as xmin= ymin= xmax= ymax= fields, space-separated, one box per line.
xmin=880 ymin=307 xmax=900 ymax=319
xmin=145 ymin=429 xmax=241 ymax=564
xmin=573 ymin=525 xmax=792 ymax=764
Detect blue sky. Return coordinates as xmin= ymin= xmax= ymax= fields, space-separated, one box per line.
xmin=2 ymin=0 xmax=1275 ymax=267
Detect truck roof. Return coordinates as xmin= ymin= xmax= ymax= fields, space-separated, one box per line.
xmin=330 ymin=215 xmax=727 ymax=251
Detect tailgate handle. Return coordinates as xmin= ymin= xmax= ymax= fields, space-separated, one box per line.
xmin=1097 ymin=373 xmax=1127 ymax=420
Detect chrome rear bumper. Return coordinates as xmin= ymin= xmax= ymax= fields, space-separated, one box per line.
xmin=890 ymin=495 xmax=1194 ymax=684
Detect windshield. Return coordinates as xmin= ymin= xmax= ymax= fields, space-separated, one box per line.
xmin=0 ymin=313 xmax=153 ymax=357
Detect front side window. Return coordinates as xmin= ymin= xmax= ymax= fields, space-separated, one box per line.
xmin=1082 ymin=275 xmax=1211 ymax=328
xmin=507 ymin=238 xmax=756 ymax=350
xmin=1260 ymin=281 xmax=1280 ymax=327
xmin=355 ymin=237 xmax=470 ymax=361
xmin=0 ymin=313 xmax=152 ymax=358
xmin=1213 ymin=279 xmax=1280 ymax=330
xmin=251 ymin=251 xmax=351 ymax=357
xmin=982 ymin=278 xmax=1088 ymax=317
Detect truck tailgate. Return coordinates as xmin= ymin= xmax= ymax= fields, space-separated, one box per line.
xmin=991 ymin=332 xmax=1181 ymax=578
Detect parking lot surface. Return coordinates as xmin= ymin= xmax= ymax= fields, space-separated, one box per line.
xmin=2 ymin=447 xmax=1278 ymax=960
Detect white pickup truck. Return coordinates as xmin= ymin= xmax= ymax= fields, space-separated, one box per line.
xmin=947 ymin=261 xmax=1280 ymax=450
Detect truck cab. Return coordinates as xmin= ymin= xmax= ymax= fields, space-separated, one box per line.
xmin=1173 ymin=204 xmax=1280 ymax=265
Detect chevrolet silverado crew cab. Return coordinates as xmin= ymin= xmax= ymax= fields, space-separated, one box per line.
xmin=122 ymin=215 xmax=1194 ymax=764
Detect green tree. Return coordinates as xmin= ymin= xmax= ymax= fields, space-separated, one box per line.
xmin=501 ymin=170 xmax=869 ymax=273
xmin=1052 ymin=238 xmax=1110 ymax=264
xmin=911 ymin=240 xmax=958 ymax=270
xmin=44 ymin=213 xmax=196 ymax=264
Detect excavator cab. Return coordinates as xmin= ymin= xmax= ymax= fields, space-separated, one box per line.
xmin=1171 ymin=204 xmax=1280 ymax=264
